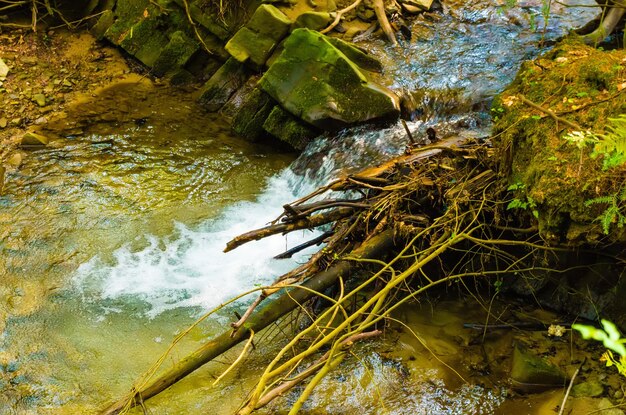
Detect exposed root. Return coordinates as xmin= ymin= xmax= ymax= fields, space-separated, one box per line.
xmin=580 ymin=1 xmax=626 ymax=46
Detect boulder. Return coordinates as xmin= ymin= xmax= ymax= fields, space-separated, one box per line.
xmin=197 ymin=58 xmax=251 ymax=111
xmin=259 ymin=28 xmax=399 ymax=130
xmin=326 ymin=37 xmax=383 ymax=73
xmin=116 ymin=16 xmax=169 ymax=67
xmin=571 ymin=380 xmax=604 ymax=397
xmin=263 ymin=105 xmax=318 ymax=150
xmin=399 ymin=0 xmax=433 ymax=11
xmin=225 ymin=4 xmax=291 ymax=69
xmin=91 ymin=9 xmax=115 ymax=40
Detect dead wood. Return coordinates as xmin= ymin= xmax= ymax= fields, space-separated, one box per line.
xmin=224 ymin=207 xmax=355 ymax=252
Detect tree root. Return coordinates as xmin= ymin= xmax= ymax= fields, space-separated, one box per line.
xmin=580 ymin=1 xmax=626 ymax=46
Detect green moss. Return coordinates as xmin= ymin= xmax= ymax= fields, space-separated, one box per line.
xmin=152 ymin=31 xmax=199 ymax=77
xmin=259 ymin=28 xmax=398 ymax=130
xmin=231 ymin=88 xmax=275 ymax=141
xmin=492 ymin=40 xmax=626 ymax=243
xmin=263 ymin=105 xmax=318 ymax=150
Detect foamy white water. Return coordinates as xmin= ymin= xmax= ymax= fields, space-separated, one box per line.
xmin=74 ymin=168 xmax=323 ymax=316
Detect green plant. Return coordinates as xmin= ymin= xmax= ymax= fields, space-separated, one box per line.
xmin=573 ymin=319 xmax=626 ymax=377
xmin=592 ymin=114 xmax=626 ymax=170
xmin=506 ymin=183 xmax=539 ymax=218
xmin=585 ymin=186 xmax=626 ymax=234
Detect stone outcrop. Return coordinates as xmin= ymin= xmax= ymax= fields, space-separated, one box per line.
xmin=93 ymin=0 xmax=259 ymax=80
xmin=92 ymin=1 xmax=400 ymax=150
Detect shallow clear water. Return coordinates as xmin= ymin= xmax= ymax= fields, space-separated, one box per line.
xmin=0 ymin=1 xmax=600 ymax=414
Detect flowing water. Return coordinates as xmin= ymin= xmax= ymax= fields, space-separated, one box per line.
xmin=0 ymin=1 xmax=598 ymax=414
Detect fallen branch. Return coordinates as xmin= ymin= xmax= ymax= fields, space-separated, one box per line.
xmin=320 ymin=0 xmax=362 ymax=34
xmin=518 ymin=95 xmax=582 ymax=131
xmin=224 ymin=207 xmax=355 ymax=252
xmin=274 ymin=231 xmax=333 ymax=259
xmin=252 ymin=330 xmax=381 ymax=411
xmin=99 ymin=230 xmax=396 ymax=415
xmin=372 ymin=0 xmax=398 ymax=46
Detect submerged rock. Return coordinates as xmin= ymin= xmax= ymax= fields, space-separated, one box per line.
xmin=259 ymin=28 xmax=399 ymax=130
xmin=510 ymin=342 xmax=568 ymax=392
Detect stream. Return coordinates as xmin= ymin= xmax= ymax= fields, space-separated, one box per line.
xmin=0 ymin=1 xmax=598 ymax=414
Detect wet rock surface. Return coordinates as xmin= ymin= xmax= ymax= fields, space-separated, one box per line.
xmin=260 ymin=28 xmax=399 ymax=130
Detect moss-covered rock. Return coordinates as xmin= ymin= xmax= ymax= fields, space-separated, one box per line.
xmin=225 ymin=4 xmax=292 ymax=69
xmin=231 ymin=88 xmax=275 ymax=141
xmin=263 ymin=105 xmax=319 ymax=150
xmin=510 ymin=342 xmax=568 ymax=392
xmin=91 ymin=9 xmax=115 ymax=40
xmin=197 ymin=57 xmax=251 ymax=111
xmin=292 ymin=11 xmax=332 ymax=31
xmin=492 ymin=38 xmax=626 ymax=244
xmin=259 ymin=28 xmax=399 ymax=130
xmin=152 ymin=31 xmax=199 ymax=77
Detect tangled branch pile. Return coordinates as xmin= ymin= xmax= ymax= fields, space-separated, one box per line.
xmin=100 ymin=132 xmax=573 ymax=414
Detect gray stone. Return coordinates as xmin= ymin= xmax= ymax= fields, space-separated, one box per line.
xmin=225 ymin=5 xmax=291 ymax=69
xmin=0 ymin=58 xmax=9 ymax=80
xmin=292 ymin=11 xmax=332 ymax=31
xmin=572 ymin=380 xmax=604 ymax=398
xmin=226 ymin=27 xmax=277 ymax=69
xmin=399 ymin=0 xmax=433 ymax=11
xmin=152 ymin=31 xmax=199 ymax=77
xmin=91 ymin=10 xmax=115 ymax=40
xmin=33 ymin=94 xmax=46 ymax=107
xmin=259 ymin=28 xmax=399 ymax=130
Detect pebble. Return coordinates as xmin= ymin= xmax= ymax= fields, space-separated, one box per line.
xmin=33 ymin=93 xmax=46 ymax=107
xmin=615 ymin=390 xmax=624 ymax=399
xmin=0 ymin=117 xmax=6 ymax=128
xmin=6 ymin=153 xmax=22 ymax=167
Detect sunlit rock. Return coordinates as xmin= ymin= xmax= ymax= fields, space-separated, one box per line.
xmin=260 ymin=28 xmax=399 ymax=130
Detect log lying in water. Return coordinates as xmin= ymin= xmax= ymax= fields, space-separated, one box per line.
xmin=100 ymin=229 xmax=395 ymax=415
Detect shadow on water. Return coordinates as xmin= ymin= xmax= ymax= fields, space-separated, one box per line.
xmin=0 ymin=1 xmax=601 ymax=413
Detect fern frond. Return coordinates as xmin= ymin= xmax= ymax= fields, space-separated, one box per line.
xmin=586 ymin=196 xmax=616 ymax=206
